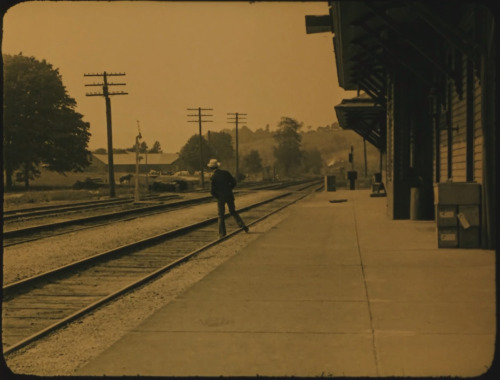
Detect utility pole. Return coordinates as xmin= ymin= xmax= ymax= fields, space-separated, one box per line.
xmin=349 ymin=145 xmax=354 ymax=171
xmin=187 ymin=107 xmax=213 ymax=189
xmin=363 ymin=138 xmax=368 ymax=177
xmin=348 ymin=145 xmax=357 ymax=190
xmin=84 ymin=71 xmax=127 ymax=198
xmin=135 ymin=120 xmax=142 ymax=203
xmin=227 ymin=112 xmax=247 ymax=180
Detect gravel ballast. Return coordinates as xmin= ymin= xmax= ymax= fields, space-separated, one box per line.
xmin=3 ymin=191 xmax=296 ymax=376
xmin=3 ymin=190 xmax=279 ymax=284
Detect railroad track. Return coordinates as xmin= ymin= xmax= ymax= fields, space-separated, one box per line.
xmin=3 ymin=179 xmax=312 ymax=222
xmin=2 ymin=193 xmax=180 ymax=222
xmin=2 ymin=194 xmax=214 ymax=247
xmin=2 ymin=181 xmax=321 ymax=355
xmin=2 ymin=179 xmax=319 ymax=247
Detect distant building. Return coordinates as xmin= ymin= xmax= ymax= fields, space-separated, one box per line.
xmin=90 ymin=152 xmax=179 ymax=174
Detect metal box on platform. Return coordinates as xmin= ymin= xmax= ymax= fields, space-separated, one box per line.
xmin=324 ymin=175 xmax=336 ymax=192
xmin=434 ymin=182 xmax=481 ymax=205
xmin=437 ymin=227 xmax=459 ymax=248
xmin=436 ymin=205 xmax=458 ymax=227
xmin=434 ymin=183 xmax=481 ymax=248
xmin=457 ymin=204 xmax=481 ymax=248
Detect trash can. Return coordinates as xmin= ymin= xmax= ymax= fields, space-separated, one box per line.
xmin=347 ymin=171 xmax=357 ymax=190
xmin=434 ymin=182 xmax=481 ymax=248
xmin=324 ymin=175 xmax=336 ymax=192
xmin=410 ymin=186 xmax=420 ymax=220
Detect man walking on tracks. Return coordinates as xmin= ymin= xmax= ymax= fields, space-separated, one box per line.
xmin=207 ymin=158 xmax=249 ymax=238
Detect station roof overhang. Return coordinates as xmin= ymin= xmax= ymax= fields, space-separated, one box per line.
xmin=329 ymin=1 xmax=481 ymax=101
xmin=330 ymin=1 xmax=392 ymax=92
xmin=334 ymin=96 xmax=386 ymax=151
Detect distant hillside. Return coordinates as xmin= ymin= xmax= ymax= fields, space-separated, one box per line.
xmin=221 ymin=122 xmax=381 ymax=176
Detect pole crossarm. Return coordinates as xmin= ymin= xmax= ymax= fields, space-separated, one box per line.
xmin=85 ymin=91 xmax=128 ymax=97
xmin=84 ymin=72 xmax=128 ymax=97
xmin=85 ymin=83 xmax=126 ymax=86
xmin=84 ymin=72 xmax=126 ymax=76
xmin=227 ymin=113 xmax=247 ymax=124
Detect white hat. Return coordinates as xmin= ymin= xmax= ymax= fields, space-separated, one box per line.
xmin=207 ymin=158 xmax=220 ymax=169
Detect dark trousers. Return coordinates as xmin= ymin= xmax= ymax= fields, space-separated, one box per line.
xmin=217 ymin=197 xmax=245 ymax=237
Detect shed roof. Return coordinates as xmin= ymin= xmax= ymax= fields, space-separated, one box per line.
xmin=334 ymin=96 xmax=386 ymax=151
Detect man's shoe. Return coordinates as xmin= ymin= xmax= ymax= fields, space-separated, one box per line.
xmin=243 ymin=226 xmax=249 ymax=233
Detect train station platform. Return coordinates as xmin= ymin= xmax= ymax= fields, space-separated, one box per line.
xmin=76 ymin=189 xmax=496 ymax=377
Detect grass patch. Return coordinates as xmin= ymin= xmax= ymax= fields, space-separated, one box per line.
xmin=3 ymin=169 xmax=203 ymax=209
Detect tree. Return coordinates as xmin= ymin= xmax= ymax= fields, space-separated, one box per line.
xmin=3 ymin=53 xmax=90 ymax=188
xmin=94 ymin=148 xmax=107 ymax=154
xmin=273 ymin=117 xmax=303 ymax=177
xmin=242 ymin=150 xmax=263 ymax=174
xmin=149 ymin=140 xmax=162 ymax=153
xmin=125 ymin=140 xmax=149 ymax=153
xmin=138 ymin=141 xmax=148 ymax=153
xmin=208 ymin=131 xmax=234 ymax=164
xmin=302 ymin=148 xmax=323 ymax=174
xmin=178 ymin=134 xmax=213 ymax=174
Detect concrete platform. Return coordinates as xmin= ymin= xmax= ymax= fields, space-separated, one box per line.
xmin=76 ymin=189 xmax=496 ymax=377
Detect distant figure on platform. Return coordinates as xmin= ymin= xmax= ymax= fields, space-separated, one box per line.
xmin=207 ymin=158 xmax=249 ymax=238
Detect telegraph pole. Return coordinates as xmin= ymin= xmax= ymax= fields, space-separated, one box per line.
xmin=187 ymin=107 xmax=213 ymax=189
xmin=227 ymin=112 xmax=247 ymax=180
xmin=135 ymin=120 xmax=142 ymax=203
xmin=84 ymin=71 xmax=128 ymax=198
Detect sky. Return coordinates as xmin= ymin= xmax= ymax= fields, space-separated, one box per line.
xmin=2 ymin=0 xmax=356 ymax=153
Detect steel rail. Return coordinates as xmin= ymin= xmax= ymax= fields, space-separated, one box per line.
xmin=3 ymin=179 xmax=320 ymax=246
xmin=3 ymin=194 xmax=179 ymax=221
xmin=2 ymin=195 xmax=214 ymax=240
xmin=2 ymin=187 xmax=319 ymax=356
xmin=3 ymin=191 xmax=293 ymax=295
xmin=3 ymin=198 xmax=129 ymax=216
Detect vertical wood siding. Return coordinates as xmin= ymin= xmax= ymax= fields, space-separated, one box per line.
xmin=473 ymin=75 xmax=483 ymax=183
xmin=433 ymin=117 xmax=437 ymax=182
xmin=436 ymin=54 xmax=484 ymax=186
xmin=386 ymin=78 xmax=395 ymax=218
xmin=439 ymin=112 xmax=448 ymax=181
xmin=450 ymin=55 xmax=468 ymax=182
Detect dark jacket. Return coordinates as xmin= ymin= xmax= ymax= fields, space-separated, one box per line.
xmin=210 ymin=169 xmax=237 ymax=200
